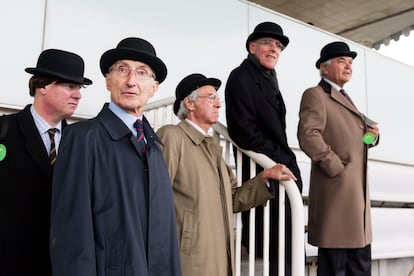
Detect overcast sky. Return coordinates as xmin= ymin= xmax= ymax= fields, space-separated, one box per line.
xmin=376 ymin=30 xmax=414 ymax=67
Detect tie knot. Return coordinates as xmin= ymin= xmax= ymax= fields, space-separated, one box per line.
xmin=134 ymin=119 xmax=143 ymax=129
xmin=48 ymin=128 xmax=58 ymax=138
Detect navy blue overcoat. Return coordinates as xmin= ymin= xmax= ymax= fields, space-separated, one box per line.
xmin=50 ymin=104 xmax=181 ymax=276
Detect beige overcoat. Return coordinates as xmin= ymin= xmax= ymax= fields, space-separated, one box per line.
xmin=297 ymin=79 xmax=376 ymax=248
xmin=157 ymin=120 xmax=274 ymax=276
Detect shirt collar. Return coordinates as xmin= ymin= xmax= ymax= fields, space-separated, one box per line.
xmin=30 ymin=105 xmax=62 ymax=134
xmin=185 ymin=119 xmax=214 ymax=137
xmin=108 ymin=102 xmax=143 ymax=135
xmin=323 ymin=77 xmax=343 ymax=92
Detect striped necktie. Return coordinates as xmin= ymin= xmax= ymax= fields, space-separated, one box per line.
xmin=133 ymin=119 xmax=146 ymax=153
xmin=47 ymin=128 xmax=58 ymax=165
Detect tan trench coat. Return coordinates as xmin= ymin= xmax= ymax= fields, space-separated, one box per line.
xmin=297 ymin=79 xmax=376 ymax=248
xmin=157 ymin=120 xmax=273 ymax=276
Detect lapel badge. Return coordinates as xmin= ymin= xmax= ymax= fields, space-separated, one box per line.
xmin=0 ymin=144 xmax=6 ymax=161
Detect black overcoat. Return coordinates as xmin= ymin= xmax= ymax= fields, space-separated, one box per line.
xmin=225 ymin=58 xmax=302 ymax=274
xmin=0 ymin=104 xmax=66 ymax=275
xmin=50 ymin=104 xmax=181 ymax=276
xmin=225 ymin=58 xmax=302 ymax=189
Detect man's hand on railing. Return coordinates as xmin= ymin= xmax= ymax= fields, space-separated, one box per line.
xmin=260 ymin=163 xmax=297 ymax=182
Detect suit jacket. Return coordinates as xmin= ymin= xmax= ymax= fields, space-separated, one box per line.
xmin=50 ymin=103 xmax=181 ymax=276
xmin=157 ymin=120 xmax=273 ymax=276
xmin=297 ymin=79 xmax=374 ymax=248
xmin=0 ymin=104 xmax=66 ymax=276
xmin=225 ymin=58 xmax=302 ymax=190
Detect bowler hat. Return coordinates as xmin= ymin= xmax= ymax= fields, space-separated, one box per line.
xmin=100 ymin=37 xmax=167 ymax=83
xmin=246 ymin=22 xmax=289 ymax=51
xmin=25 ymin=49 xmax=92 ymax=85
xmin=173 ymin=73 xmax=221 ymax=115
xmin=316 ymin=41 xmax=357 ymax=68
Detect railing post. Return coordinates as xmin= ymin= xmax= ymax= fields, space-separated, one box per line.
xmin=278 ymin=185 xmax=286 ymax=276
xmin=282 ymin=180 xmax=305 ymax=276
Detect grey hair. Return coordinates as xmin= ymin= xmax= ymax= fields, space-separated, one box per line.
xmin=319 ymin=59 xmax=331 ymax=77
xmin=176 ymin=89 xmax=199 ymax=120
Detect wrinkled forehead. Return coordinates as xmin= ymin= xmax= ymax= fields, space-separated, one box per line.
xmin=112 ymin=59 xmax=154 ymax=72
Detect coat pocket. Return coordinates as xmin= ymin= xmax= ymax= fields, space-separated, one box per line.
xmin=180 ymin=210 xmax=195 ymax=256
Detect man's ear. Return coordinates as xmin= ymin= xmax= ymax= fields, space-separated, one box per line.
xmin=184 ymin=97 xmax=195 ymax=111
xmin=149 ymin=81 xmax=159 ymax=97
xmin=105 ymin=75 xmax=112 ymax=91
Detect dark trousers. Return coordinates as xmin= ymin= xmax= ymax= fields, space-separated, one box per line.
xmin=317 ymin=245 xmax=371 ymax=276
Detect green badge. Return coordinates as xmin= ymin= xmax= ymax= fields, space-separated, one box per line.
xmin=0 ymin=144 xmax=6 ymax=161
xmin=362 ymin=132 xmax=375 ymax=145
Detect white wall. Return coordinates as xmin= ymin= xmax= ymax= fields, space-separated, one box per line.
xmin=1 ymin=0 xmax=413 ymax=166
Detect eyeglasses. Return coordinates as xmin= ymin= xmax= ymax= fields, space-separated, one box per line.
xmin=255 ymin=39 xmax=285 ymax=51
xmin=198 ymin=94 xmax=221 ymax=104
xmin=110 ymin=65 xmax=155 ymax=80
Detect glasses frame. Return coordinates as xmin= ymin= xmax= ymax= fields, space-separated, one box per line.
xmin=255 ymin=38 xmax=285 ymax=51
xmin=109 ymin=64 xmax=156 ymax=81
xmin=197 ymin=93 xmax=221 ymax=104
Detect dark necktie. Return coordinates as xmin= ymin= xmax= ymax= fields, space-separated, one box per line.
xmin=133 ymin=119 xmax=146 ymax=153
xmin=339 ymin=89 xmax=355 ymax=105
xmin=340 ymin=89 xmax=350 ymax=101
xmin=47 ymin=128 xmax=58 ymax=165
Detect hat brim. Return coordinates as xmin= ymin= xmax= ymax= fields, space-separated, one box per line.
xmin=246 ymin=32 xmax=290 ymax=51
xmin=25 ymin=68 xmax=92 ymax=85
xmin=173 ymin=77 xmax=221 ymax=115
xmin=100 ymin=48 xmax=167 ymax=83
xmin=316 ymin=51 xmax=357 ymax=68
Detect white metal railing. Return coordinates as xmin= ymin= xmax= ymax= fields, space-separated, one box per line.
xmin=144 ymin=99 xmax=305 ymax=276
xmin=213 ymin=122 xmax=305 ymax=276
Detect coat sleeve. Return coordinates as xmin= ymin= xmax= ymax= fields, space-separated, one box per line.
xmin=156 ymin=126 xmax=180 ymax=183
xmin=297 ymin=88 xmax=345 ymax=177
xmin=50 ymin=125 xmax=97 ymax=276
xmin=228 ymin=163 xmax=274 ymax=213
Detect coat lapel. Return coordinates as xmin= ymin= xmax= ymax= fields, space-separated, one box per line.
xmin=243 ymin=60 xmax=280 ymax=110
xmin=319 ymin=79 xmax=361 ymax=116
xmin=98 ymin=104 xmax=160 ymax=159
xmin=17 ymin=106 xmax=52 ymax=178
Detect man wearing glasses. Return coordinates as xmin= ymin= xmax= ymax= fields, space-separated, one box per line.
xmin=225 ymin=22 xmax=303 ymax=276
xmin=49 ymin=37 xmax=181 ymax=276
xmin=157 ymin=73 xmax=297 ymax=276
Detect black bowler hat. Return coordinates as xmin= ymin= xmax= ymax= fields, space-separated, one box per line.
xmin=246 ymin=21 xmax=289 ymax=51
xmin=100 ymin=37 xmax=167 ymax=83
xmin=316 ymin=41 xmax=357 ymax=68
xmin=25 ymin=49 xmax=92 ymax=85
xmin=173 ymin=73 xmax=221 ymax=115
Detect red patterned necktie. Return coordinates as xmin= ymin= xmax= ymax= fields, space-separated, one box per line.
xmin=47 ymin=128 xmax=58 ymax=165
xmin=133 ymin=119 xmax=146 ymax=153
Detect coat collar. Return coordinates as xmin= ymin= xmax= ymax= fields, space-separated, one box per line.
xmin=98 ymin=104 xmax=162 ymax=157
xmin=319 ymin=79 xmax=360 ymax=115
xmin=242 ymin=59 xmax=284 ymax=111
xmin=177 ymin=120 xmax=210 ymax=145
